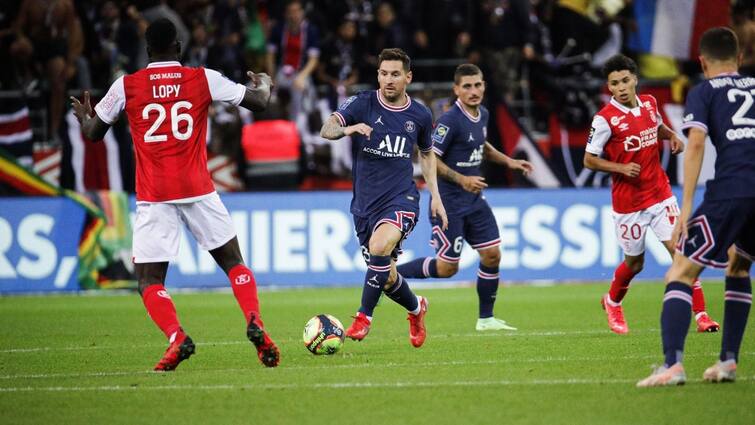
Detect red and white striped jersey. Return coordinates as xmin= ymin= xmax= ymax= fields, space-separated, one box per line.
xmin=95 ymin=61 xmax=246 ymax=202
xmin=586 ymin=94 xmax=673 ymax=213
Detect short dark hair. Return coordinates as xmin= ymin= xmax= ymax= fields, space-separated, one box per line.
xmin=145 ymin=18 xmax=178 ymax=55
xmin=700 ymin=27 xmax=739 ymax=61
xmin=378 ymin=48 xmax=411 ymax=72
xmin=602 ymin=54 xmax=638 ymax=79
xmin=454 ymin=64 xmax=483 ymax=84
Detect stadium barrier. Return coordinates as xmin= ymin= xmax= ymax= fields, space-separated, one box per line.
xmin=0 ymin=188 xmax=717 ymax=293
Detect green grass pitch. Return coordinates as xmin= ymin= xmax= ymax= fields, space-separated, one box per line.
xmin=1 ymin=281 xmax=752 ymax=424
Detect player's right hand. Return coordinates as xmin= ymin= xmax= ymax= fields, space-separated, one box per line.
xmin=345 ymin=123 xmax=373 ymax=139
xmin=461 ymin=175 xmax=488 ymax=194
xmin=621 ymin=162 xmax=641 ymax=178
xmin=69 ymin=91 xmax=93 ymax=124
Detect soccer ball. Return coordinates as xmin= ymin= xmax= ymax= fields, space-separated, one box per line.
xmin=303 ymin=314 xmax=345 ymax=355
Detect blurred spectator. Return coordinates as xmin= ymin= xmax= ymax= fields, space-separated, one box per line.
xmin=364 ymin=2 xmax=411 ymax=75
xmin=0 ymin=0 xmax=33 ymax=170
xmin=475 ymin=0 xmax=536 ymax=104
xmin=267 ymin=0 xmax=320 ymax=120
xmin=316 ymin=18 xmax=362 ymax=110
xmin=207 ymin=0 xmax=247 ymax=81
xmin=10 ymin=0 xmax=84 ymax=143
xmin=731 ymin=0 xmax=755 ymax=76
xmin=412 ymin=0 xmax=473 ymax=59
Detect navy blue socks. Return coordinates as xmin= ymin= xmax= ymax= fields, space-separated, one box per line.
xmin=477 ymin=263 xmax=499 ymax=318
xmin=661 ymin=282 xmax=693 ymax=367
xmin=721 ymin=276 xmax=752 ymax=362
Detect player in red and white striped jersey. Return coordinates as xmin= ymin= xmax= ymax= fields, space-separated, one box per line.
xmin=583 ymin=54 xmax=719 ymax=335
xmin=70 ymin=19 xmax=279 ymax=370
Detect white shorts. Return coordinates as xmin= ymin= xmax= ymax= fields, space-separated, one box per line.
xmin=133 ymin=192 xmax=236 ymax=263
xmin=613 ymin=196 xmax=679 ymax=256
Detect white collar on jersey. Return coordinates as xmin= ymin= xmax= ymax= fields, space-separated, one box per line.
xmin=376 ymin=90 xmax=411 ymax=112
xmin=455 ymin=99 xmax=481 ymax=123
xmin=147 ymin=61 xmax=182 ymax=68
xmin=711 ymin=71 xmax=740 ymax=78
xmin=610 ymin=96 xmax=643 ymax=115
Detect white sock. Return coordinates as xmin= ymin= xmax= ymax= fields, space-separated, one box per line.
xmin=409 ymin=296 xmax=422 ymax=315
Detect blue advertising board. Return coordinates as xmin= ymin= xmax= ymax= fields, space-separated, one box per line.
xmin=0 ymin=197 xmax=86 ymax=292
xmin=1 ymin=188 xmax=718 ymax=293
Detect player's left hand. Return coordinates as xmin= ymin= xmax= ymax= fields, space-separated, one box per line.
xmin=669 ymin=134 xmax=685 ymax=154
xmin=69 ymin=91 xmax=93 ymax=124
xmin=431 ymin=198 xmax=448 ymax=231
xmin=247 ymin=71 xmax=273 ymax=91
xmin=510 ymin=159 xmax=534 ymax=176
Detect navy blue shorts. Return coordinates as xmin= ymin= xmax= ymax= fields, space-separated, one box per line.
xmin=354 ymin=203 xmax=419 ymax=263
xmin=677 ymin=197 xmax=755 ymax=268
xmin=430 ymin=203 xmax=501 ymax=263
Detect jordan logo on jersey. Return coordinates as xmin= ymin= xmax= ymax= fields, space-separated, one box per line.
xmin=374 ymin=115 xmax=384 ymax=126
xmin=467 ymin=132 xmax=475 ymax=142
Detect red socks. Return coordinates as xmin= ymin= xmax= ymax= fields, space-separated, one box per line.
xmin=142 ymin=284 xmax=182 ymax=340
xmin=229 ymin=264 xmax=261 ymax=325
xmin=692 ymin=280 xmax=706 ymax=314
xmin=608 ymin=262 xmax=639 ymax=304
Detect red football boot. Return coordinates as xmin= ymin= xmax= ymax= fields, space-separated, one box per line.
xmin=408 ymin=296 xmax=428 ymax=348
xmin=247 ymin=313 xmax=280 ymax=367
xmin=345 ymin=312 xmax=371 ymax=341
xmin=154 ymin=330 xmax=195 ymax=371
xmin=696 ymin=312 xmax=720 ymax=333
xmin=601 ymin=294 xmax=628 ymax=334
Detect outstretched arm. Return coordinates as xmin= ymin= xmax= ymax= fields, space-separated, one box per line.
xmin=483 ymin=142 xmax=533 ymax=175
xmin=319 ymin=115 xmax=373 ymax=140
xmin=69 ymin=91 xmax=111 ymax=141
xmin=419 ymin=150 xmax=448 ymax=230
xmin=583 ymin=152 xmax=640 ymax=178
xmin=658 ymin=124 xmax=684 ymax=154
xmin=240 ymin=71 xmax=273 ymax=112
xmin=436 ymin=155 xmax=487 ymax=194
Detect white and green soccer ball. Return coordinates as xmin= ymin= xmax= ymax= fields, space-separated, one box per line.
xmin=303 ymin=314 xmax=345 ymax=355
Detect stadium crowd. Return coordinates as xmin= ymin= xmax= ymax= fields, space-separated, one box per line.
xmin=0 ymin=0 xmax=753 ymax=193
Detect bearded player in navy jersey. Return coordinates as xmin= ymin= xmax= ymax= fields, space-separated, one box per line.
xmin=638 ymin=27 xmax=755 ymax=387
xmin=320 ymin=48 xmax=448 ymax=347
xmin=397 ymin=64 xmax=532 ymax=331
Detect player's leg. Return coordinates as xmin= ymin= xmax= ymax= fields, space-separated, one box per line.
xmin=654 ymin=198 xmax=719 ymax=332
xmin=181 ymin=194 xmax=279 ymax=367
xmin=603 ymin=210 xmax=648 ymax=334
xmin=397 ymin=216 xmax=461 ymax=279
xmin=704 ymin=247 xmax=752 ymax=382
xmin=639 ymin=199 xmax=744 ymax=387
xmin=133 ymin=202 xmax=195 ymax=371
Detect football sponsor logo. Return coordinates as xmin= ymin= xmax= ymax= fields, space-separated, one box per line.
xmin=374 ymin=115 xmax=384 ymax=126
xmin=157 ymin=290 xmax=172 ymax=299
xmin=587 ymin=127 xmax=595 ymax=144
xmin=404 ymin=120 xmax=416 ymax=133
xmin=235 ymin=274 xmax=251 ymax=285
xmin=618 ymin=123 xmax=629 ymax=132
xmin=683 ymin=113 xmax=694 ymax=122
xmin=364 ymin=135 xmax=409 ymax=158
xmin=432 ymin=123 xmax=450 ymax=144
xmin=726 ymin=127 xmax=755 ymax=140
xmin=610 ymin=115 xmax=625 ymax=126
xmin=467 ymin=132 xmax=475 ymax=142
xmin=367 ymin=275 xmax=380 ymax=288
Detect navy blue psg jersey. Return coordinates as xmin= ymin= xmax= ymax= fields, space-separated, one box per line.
xmin=681 ymin=73 xmax=755 ymax=200
xmin=333 ymin=90 xmax=434 ymax=217
xmin=431 ymin=100 xmax=489 ymax=215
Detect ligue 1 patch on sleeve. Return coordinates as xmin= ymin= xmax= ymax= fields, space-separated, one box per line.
xmin=338 ymin=95 xmax=356 ymax=112
xmin=432 ymin=123 xmax=450 ymax=144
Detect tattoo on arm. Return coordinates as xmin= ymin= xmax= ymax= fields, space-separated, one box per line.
xmin=320 ymin=115 xmax=346 ymax=139
xmin=435 ymin=155 xmax=461 ymax=184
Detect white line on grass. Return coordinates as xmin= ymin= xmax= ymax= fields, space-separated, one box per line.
xmin=0 ymin=329 xmax=663 ymax=354
xmin=1 ymin=376 xmax=753 ymax=393
xmin=2 ymin=352 xmax=752 ymax=380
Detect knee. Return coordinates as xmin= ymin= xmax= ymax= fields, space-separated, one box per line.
xmin=368 ymin=239 xmax=393 ymax=257
xmin=479 ymin=250 xmax=501 ymax=268
xmin=137 ymin=279 xmax=159 ymax=295
xmin=436 ymin=261 xmax=458 ymax=278
xmin=726 ymin=249 xmax=752 ymax=278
